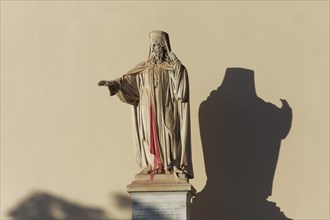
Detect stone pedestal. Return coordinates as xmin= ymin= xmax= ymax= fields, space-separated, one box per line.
xmin=127 ymin=173 xmax=196 ymax=220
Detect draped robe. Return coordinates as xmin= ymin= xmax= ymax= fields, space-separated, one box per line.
xmin=113 ymin=58 xmax=193 ymax=178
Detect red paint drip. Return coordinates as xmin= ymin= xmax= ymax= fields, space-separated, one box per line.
xmin=149 ymin=104 xmax=162 ymax=181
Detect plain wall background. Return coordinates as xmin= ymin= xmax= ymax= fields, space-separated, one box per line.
xmin=1 ymin=1 xmax=329 ymax=219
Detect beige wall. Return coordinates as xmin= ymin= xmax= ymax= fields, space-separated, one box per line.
xmin=1 ymin=1 xmax=328 ymax=219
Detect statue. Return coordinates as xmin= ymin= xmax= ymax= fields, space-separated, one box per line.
xmin=99 ymin=31 xmax=193 ymax=178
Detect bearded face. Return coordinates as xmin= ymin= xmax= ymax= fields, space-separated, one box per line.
xmin=151 ymin=42 xmax=167 ymax=63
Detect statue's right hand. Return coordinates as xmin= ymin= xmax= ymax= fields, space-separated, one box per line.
xmin=98 ymin=80 xmax=110 ymax=86
xmin=99 ymin=80 xmax=120 ymax=96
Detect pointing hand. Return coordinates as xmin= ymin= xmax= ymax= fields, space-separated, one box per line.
xmin=98 ymin=80 xmax=110 ymax=86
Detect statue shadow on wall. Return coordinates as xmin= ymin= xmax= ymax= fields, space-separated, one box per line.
xmin=8 ymin=192 xmax=110 ymax=220
xmin=191 ymin=68 xmax=293 ymax=220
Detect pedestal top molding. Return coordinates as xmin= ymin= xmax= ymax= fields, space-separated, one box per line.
xmin=127 ymin=173 xmax=196 ymax=195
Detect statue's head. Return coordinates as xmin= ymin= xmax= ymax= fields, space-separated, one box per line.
xmin=149 ymin=31 xmax=171 ymax=63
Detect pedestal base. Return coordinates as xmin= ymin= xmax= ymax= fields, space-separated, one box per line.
xmin=127 ymin=173 xmax=196 ymax=220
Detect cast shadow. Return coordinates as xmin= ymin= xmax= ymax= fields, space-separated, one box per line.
xmin=8 ymin=191 xmax=110 ymax=220
xmin=111 ymin=192 xmax=131 ymax=210
xmin=192 ymin=68 xmax=293 ymax=219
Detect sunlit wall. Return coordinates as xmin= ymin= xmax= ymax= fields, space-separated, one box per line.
xmin=1 ymin=1 xmax=329 ymax=219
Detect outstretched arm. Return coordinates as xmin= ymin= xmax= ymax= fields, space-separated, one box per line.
xmin=98 ymin=74 xmax=140 ymax=105
xmin=98 ymin=61 xmax=149 ymax=104
xmin=98 ymin=80 xmax=120 ymax=96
